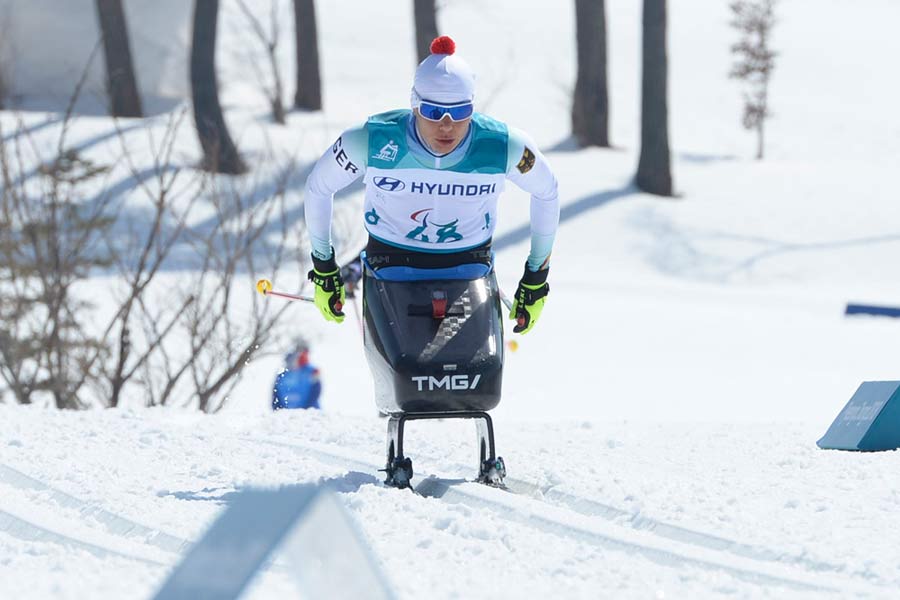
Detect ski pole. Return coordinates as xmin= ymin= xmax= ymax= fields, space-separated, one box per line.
xmin=255 ymin=279 xmax=315 ymax=303
xmin=348 ymin=293 xmax=364 ymax=336
xmin=499 ymin=289 xmax=513 ymax=312
xmin=498 ymin=289 xmax=521 ymax=352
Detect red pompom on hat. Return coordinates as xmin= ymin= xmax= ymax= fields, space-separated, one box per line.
xmin=430 ymin=36 xmax=456 ymax=55
xmin=412 ymin=35 xmax=474 ymax=104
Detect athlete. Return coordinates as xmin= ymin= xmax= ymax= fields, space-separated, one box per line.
xmin=271 ymin=341 xmax=321 ymax=410
xmin=304 ymin=36 xmax=559 ymax=334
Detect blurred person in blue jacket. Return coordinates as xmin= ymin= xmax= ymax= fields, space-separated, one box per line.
xmin=272 ymin=340 xmax=321 ymax=410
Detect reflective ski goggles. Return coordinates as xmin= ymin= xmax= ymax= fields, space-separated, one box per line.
xmin=417 ymin=100 xmax=474 ymax=122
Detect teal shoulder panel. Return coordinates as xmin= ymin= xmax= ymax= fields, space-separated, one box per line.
xmin=447 ymin=113 xmax=509 ymax=174
xmin=472 ymin=112 xmax=507 ymax=134
xmin=337 ymin=124 xmax=369 ymax=165
xmin=367 ymin=110 xmax=411 ymax=169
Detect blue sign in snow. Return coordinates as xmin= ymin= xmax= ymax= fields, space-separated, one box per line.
xmin=817 ymin=381 xmax=900 ymax=451
xmin=845 ymin=303 xmax=900 ymax=318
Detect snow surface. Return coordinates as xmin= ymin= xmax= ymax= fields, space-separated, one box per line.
xmin=3 ymin=0 xmax=900 ymax=598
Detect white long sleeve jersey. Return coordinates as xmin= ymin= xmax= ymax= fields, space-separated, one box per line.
xmin=304 ymin=109 xmax=559 ymax=271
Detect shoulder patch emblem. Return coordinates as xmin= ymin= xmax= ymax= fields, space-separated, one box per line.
xmin=373 ymin=140 xmax=399 ymax=162
xmin=516 ymin=147 xmax=535 ymax=174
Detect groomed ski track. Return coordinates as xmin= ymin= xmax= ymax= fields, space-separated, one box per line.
xmin=8 ymin=434 xmax=884 ymax=598
xmin=0 ymin=463 xmax=190 ymax=555
xmin=0 ymin=462 xmax=291 ymax=577
xmin=246 ymin=435 xmax=887 ymax=597
xmin=0 ymin=463 xmax=187 ymax=568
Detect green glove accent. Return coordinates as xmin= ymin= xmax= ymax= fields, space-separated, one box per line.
xmin=308 ymin=254 xmax=345 ymax=323
xmin=509 ymin=272 xmax=549 ymax=334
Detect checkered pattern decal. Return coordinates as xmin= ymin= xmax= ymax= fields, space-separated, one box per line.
xmin=418 ymin=289 xmax=473 ymax=362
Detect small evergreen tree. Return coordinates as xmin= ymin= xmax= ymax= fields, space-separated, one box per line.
xmin=729 ymin=0 xmax=777 ymax=160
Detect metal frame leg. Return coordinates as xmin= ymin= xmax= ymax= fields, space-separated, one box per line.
xmin=383 ymin=416 xmax=413 ymax=488
xmin=386 ymin=416 xmax=403 ymax=466
xmin=382 ymin=411 xmax=505 ymax=487
xmin=474 ymin=413 xmax=506 ymax=485
xmin=475 ymin=412 xmax=497 ymax=465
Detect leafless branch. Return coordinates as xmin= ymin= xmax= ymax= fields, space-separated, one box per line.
xmin=235 ymin=0 xmax=286 ymax=124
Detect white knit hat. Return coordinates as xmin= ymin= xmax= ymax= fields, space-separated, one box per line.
xmin=411 ymin=36 xmax=475 ymax=105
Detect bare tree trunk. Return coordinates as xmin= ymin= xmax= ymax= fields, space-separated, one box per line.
xmin=572 ymin=0 xmax=610 ymax=147
xmin=292 ymin=0 xmax=322 ymax=110
xmin=190 ymin=0 xmax=246 ymax=174
xmin=756 ymin=68 xmax=769 ymax=159
xmin=636 ymin=0 xmax=673 ymax=196
xmin=757 ymin=117 xmax=764 ymax=160
xmin=269 ymin=1 xmax=287 ymax=123
xmin=94 ymin=0 xmax=143 ymax=118
xmin=413 ymin=0 xmax=439 ymax=63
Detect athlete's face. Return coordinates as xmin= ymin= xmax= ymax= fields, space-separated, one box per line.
xmin=414 ymin=109 xmax=471 ymax=155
